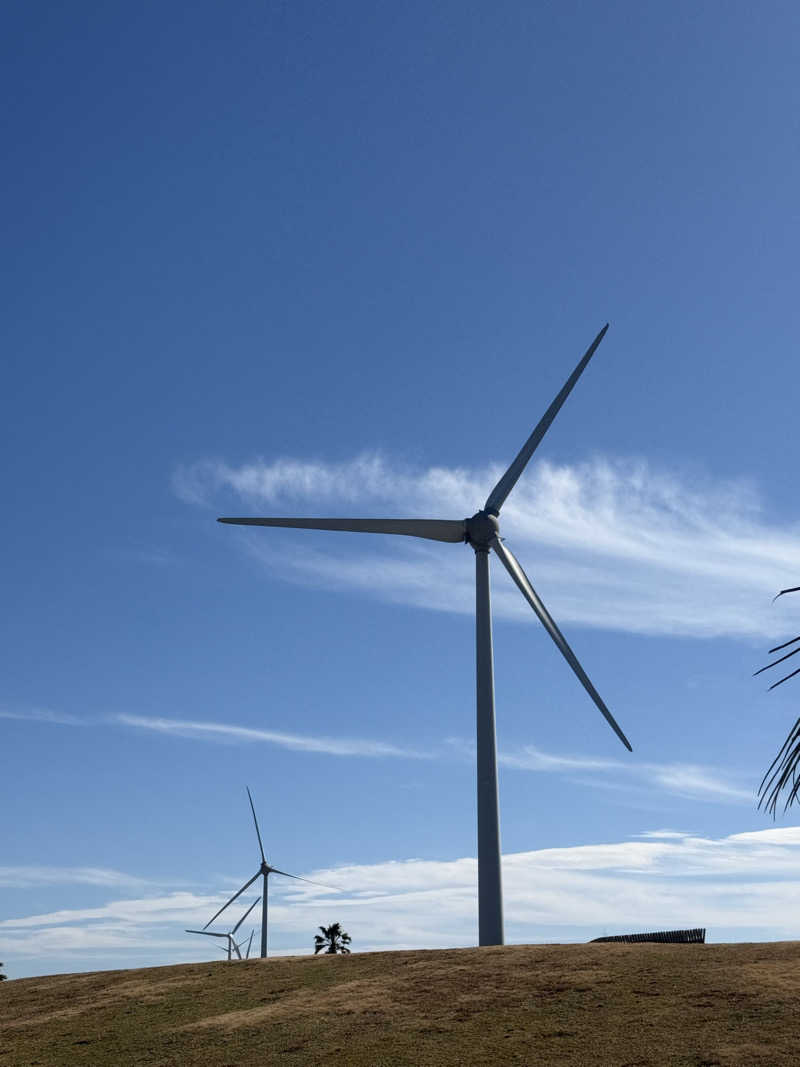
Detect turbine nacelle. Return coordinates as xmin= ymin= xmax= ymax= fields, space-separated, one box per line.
xmin=464 ymin=510 xmax=500 ymax=550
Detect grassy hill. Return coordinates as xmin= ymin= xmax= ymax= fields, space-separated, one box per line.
xmin=2 ymin=941 xmax=799 ymax=1065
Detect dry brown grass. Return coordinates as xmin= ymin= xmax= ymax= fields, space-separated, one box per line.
xmin=2 ymin=941 xmax=799 ymax=1065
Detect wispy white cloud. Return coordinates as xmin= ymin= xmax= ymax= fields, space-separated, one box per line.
xmin=0 ymin=892 xmax=230 ymax=964
xmin=497 ymin=745 xmax=619 ymax=774
xmin=454 ymin=738 xmax=752 ymax=804
xmin=0 ymin=709 xmax=85 ymax=726
xmin=4 ymin=827 xmax=800 ymax=971
xmin=176 ymin=452 xmax=800 ymax=639
xmin=0 ymin=866 xmax=149 ymax=889
xmin=635 ymin=829 xmax=697 ymax=839
xmin=1 ymin=925 xmax=169 ymax=955
xmin=728 ymin=826 xmax=800 ymax=845
xmin=3 ymin=707 xmax=750 ymax=806
xmin=109 ymin=712 xmax=750 ymax=802
xmin=173 ymin=454 xmax=463 ymax=510
xmin=114 ymin=713 xmax=749 ymax=804
xmin=0 ymin=892 xmax=219 ymax=930
xmin=114 ymin=713 xmax=431 ymax=759
xmin=500 ymin=744 xmax=752 ymax=803
xmin=650 ymin=764 xmax=751 ymax=802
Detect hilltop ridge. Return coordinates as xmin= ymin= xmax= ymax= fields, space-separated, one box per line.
xmin=2 ymin=941 xmax=799 ymax=1065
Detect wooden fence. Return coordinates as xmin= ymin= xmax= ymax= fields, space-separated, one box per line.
xmin=590 ymin=928 xmax=706 ymax=944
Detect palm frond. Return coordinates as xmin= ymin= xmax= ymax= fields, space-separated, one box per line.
xmin=767 ymin=634 xmax=800 ymax=656
xmin=768 ymin=665 xmax=800 ymax=691
xmin=758 ymin=716 xmax=800 ymax=817
xmin=773 ymin=586 xmax=800 ymax=603
xmin=756 ymin=587 xmax=800 ymax=815
xmin=753 ymin=644 xmax=800 ymax=678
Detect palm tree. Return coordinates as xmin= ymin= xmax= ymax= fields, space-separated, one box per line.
xmin=755 ymin=585 xmax=800 ymax=816
xmin=314 ymin=923 xmax=351 ymax=955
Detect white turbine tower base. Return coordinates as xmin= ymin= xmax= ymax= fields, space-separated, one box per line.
xmin=218 ymin=325 xmax=633 ymax=947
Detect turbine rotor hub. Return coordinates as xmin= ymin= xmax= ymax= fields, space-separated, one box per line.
xmin=465 ymin=510 xmax=499 ymax=550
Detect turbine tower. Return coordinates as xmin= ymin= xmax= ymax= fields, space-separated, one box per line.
xmin=219 ymin=325 xmax=632 ymax=947
xmin=186 ymin=894 xmax=260 ymax=960
xmin=203 ymin=787 xmax=334 ymax=958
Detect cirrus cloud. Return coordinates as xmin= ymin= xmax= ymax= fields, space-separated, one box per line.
xmin=175 ymin=453 xmax=800 ymax=640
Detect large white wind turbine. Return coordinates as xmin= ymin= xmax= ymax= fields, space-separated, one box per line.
xmin=203 ymin=787 xmax=335 ymax=958
xmin=186 ymin=894 xmax=260 ymax=960
xmin=219 ymin=325 xmax=632 ymax=947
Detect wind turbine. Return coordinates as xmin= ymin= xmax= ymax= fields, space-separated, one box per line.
xmin=203 ymin=787 xmax=334 ymax=958
xmin=186 ymin=894 xmax=261 ymax=960
xmin=218 ymin=324 xmax=633 ymax=947
xmin=184 ymin=928 xmax=238 ymax=960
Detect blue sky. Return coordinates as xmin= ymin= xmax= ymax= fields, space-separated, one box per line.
xmin=3 ymin=0 xmax=800 ymax=979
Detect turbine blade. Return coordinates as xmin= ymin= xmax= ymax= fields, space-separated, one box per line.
xmin=185 ymin=930 xmax=228 ymax=938
xmin=232 ymin=937 xmax=242 ymax=960
xmin=232 ymin=895 xmax=261 ymax=934
xmin=247 ymin=786 xmax=267 ymax=864
xmin=203 ymin=870 xmax=261 ymax=929
xmin=491 ymin=536 xmax=632 ymax=751
xmin=246 ymin=930 xmax=254 ymax=959
xmin=484 ymin=325 xmax=609 ymax=515
xmin=269 ymin=867 xmax=340 ymax=891
xmin=218 ymin=517 xmax=466 ymax=543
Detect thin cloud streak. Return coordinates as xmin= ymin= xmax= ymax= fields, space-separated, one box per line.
xmin=500 ymin=743 xmax=753 ymax=804
xmin=0 ymin=709 xmax=85 ymax=726
xmin=635 ymin=829 xmax=698 ymax=840
xmin=115 ymin=713 xmax=431 ymax=759
xmin=0 ymin=892 xmax=221 ymax=930
xmin=115 ymin=712 xmax=749 ymax=806
xmin=0 ymin=707 xmax=751 ymax=806
xmin=0 ymin=866 xmax=150 ymax=889
xmin=176 ymin=452 xmax=800 ymax=639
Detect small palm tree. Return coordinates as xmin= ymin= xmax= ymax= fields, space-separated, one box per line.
xmin=756 ymin=585 xmax=800 ymax=816
xmin=314 ymin=923 xmax=351 ymax=955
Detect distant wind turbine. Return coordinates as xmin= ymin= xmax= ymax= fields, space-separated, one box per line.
xmin=186 ymin=894 xmax=260 ymax=960
xmin=203 ymin=787 xmax=335 ymax=958
xmin=219 ymin=325 xmax=633 ymax=947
